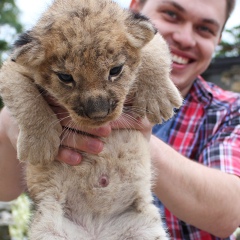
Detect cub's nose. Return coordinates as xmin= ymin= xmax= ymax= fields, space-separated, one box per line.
xmin=85 ymin=97 xmax=110 ymax=119
xmin=75 ymin=97 xmax=118 ymax=119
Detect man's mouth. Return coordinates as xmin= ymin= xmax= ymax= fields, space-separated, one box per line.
xmin=171 ymin=54 xmax=190 ymax=65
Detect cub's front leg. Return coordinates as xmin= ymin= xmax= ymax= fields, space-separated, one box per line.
xmin=133 ymin=34 xmax=183 ymax=124
xmin=0 ymin=60 xmax=62 ymax=165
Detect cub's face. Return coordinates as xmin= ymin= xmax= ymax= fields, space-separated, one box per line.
xmin=52 ymin=60 xmax=133 ymax=127
xmin=37 ymin=36 xmax=141 ymax=127
xmin=12 ymin=0 xmax=156 ymax=127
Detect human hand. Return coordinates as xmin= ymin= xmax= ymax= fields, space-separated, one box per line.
xmin=55 ymin=112 xmax=152 ymax=165
xmin=57 ymin=123 xmax=111 ymax=165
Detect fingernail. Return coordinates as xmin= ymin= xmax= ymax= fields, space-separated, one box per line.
xmin=68 ymin=151 xmax=82 ymax=165
xmin=59 ymin=147 xmax=82 ymax=165
xmin=87 ymin=139 xmax=103 ymax=154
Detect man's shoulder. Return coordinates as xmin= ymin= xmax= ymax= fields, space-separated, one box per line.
xmin=194 ymin=77 xmax=240 ymax=110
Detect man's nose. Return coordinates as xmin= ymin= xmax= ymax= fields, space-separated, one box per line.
xmin=172 ymin=23 xmax=196 ymax=49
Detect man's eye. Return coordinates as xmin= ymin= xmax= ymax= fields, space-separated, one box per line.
xmin=109 ymin=65 xmax=123 ymax=78
xmin=57 ymin=73 xmax=74 ymax=83
xmin=197 ymin=25 xmax=215 ymax=37
xmin=164 ymin=10 xmax=177 ymax=19
xmin=199 ymin=26 xmax=211 ymax=32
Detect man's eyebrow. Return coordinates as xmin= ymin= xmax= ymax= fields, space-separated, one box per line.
xmin=162 ymin=0 xmax=186 ymax=12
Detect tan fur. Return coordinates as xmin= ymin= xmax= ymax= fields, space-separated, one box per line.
xmin=0 ymin=0 xmax=182 ymax=239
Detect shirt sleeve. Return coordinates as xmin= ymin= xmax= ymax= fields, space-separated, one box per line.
xmin=200 ymin=101 xmax=240 ymax=177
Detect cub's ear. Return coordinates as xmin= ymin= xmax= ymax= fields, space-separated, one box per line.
xmin=125 ymin=12 xmax=157 ymax=49
xmin=11 ymin=31 xmax=45 ymax=67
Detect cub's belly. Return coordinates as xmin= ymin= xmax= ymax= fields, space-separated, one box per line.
xmin=27 ymin=130 xmax=152 ymax=214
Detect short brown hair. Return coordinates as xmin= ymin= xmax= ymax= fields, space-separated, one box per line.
xmin=138 ymin=0 xmax=236 ymax=22
xmin=225 ymin=0 xmax=236 ymax=21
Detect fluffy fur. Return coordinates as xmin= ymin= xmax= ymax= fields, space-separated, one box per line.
xmin=0 ymin=0 xmax=182 ymax=239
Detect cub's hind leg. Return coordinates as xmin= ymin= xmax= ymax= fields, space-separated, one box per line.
xmin=30 ymin=208 xmax=94 ymax=240
xmin=103 ymin=201 xmax=169 ymax=240
xmin=29 ymin=201 xmax=67 ymax=240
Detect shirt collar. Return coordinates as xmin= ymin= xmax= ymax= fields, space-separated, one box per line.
xmin=185 ymin=76 xmax=213 ymax=107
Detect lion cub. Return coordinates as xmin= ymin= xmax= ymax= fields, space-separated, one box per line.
xmin=0 ymin=0 xmax=182 ymax=239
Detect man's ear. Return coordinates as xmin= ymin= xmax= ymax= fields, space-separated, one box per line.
xmin=125 ymin=12 xmax=157 ymax=49
xmin=11 ymin=31 xmax=45 ymax=67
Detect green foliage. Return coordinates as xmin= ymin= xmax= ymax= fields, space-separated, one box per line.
xmin=0 ymin=0 xmax=23 ymax=64
xmin=9 ymin=194 xmax=31 ymax=240
xmin=0 ymin=0 xmax=22 ymax=30
xmin=216 ymin=25 xmax=240 ymax=57
xmin=0 ymin=0 xmax=23 ymax=108
xmin=235 ymin=228 xmax=240 ymax=240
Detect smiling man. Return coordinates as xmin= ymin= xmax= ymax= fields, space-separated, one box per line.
xmin=131 ymin=0 xmax=227 ymax=97
xmin=129 ymin=0 xmax=240 ymax=239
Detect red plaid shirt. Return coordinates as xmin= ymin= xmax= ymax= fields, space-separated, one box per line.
xmin=153 ymin=77 xmax=240 ymax=240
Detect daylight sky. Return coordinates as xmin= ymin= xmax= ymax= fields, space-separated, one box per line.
xmin=16 ymin=0 xmax=240 ymax=41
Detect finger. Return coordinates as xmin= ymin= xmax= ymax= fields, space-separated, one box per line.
xmin=56 ymin=146 xmax=82 ymax=166
xmin=60 ymin=129 xmax=104 ymax=154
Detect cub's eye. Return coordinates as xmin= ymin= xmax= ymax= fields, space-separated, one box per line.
xmin=109 ymin=65 xmax=124 ymax=78
xmin=57 ymin=73 xmax=74 ymax=83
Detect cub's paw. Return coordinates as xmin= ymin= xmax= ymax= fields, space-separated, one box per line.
xmin=133 ymin=84 xmax=182 ymax=124
xmin=17 ymin=125 xmax=61 ymax=165
xmin=147 ymin=90 xmax=182 ymax=123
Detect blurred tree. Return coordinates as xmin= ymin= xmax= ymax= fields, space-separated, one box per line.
xmin=0 ymin=0 xmax=23 ymax=108
xmin=216 ymin=25 xmax=240 ymax=57
xmin=0 ymin=0 xmax=23 ymax=64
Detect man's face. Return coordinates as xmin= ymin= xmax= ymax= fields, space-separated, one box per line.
xmin=130 ymin=0 xmax=226 ymax=96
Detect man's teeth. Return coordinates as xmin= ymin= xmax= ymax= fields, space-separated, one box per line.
xmin=172 ymin=54 xmax=189 ymax=64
